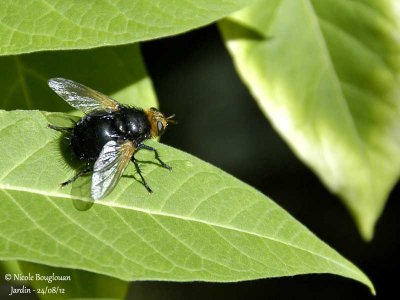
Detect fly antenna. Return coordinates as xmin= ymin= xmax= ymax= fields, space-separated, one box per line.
xmin=166 ymin=114 xmax=177 ymax=125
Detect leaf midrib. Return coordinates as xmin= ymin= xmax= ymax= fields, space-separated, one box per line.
xmin=0 ymin=182 xmax=363 ymax=279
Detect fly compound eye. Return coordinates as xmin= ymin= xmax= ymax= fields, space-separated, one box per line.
xmin=157 ymin=121 xmax=164 ymax=135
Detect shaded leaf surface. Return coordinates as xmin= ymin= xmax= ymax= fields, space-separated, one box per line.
xmin=0 ymin=43 xmax=157 ymax=111
xmin=18 ymin=261 xmax=129 ymax=300
xmin=0 ymin=110 xmax=373 ymax=292
xmin=0 ymin=0 xmax=258 ymax=56
xmin=219 ymin=0 xmax=400 ymax=240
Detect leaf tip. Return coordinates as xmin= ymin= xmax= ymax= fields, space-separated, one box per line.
xmin=368 ymin=280 xmax=376 ymax=296
xmin=354 ymin=211 xmax=379 ymax=242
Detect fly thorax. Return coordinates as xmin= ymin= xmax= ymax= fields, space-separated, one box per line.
xmin=123 ymin=109 xmax=151 ymax=139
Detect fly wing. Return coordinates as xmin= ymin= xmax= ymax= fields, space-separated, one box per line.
xmin=48 ymin=78 xmax=120 ymax=113
xmin=91 ymin=140 xmax=135 ymax=200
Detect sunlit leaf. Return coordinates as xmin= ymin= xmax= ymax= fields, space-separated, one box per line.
xmin=219 ymin=0 xmax=400 ymax=240
xmin=0 ymin=110 xmax=374 ymax=293
xmin=0 ymin=0 xmax=258 ymax=56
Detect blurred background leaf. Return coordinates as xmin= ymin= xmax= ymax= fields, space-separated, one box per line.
xmin=0 ymin=43 xmax=157 ymax=111
xmin=219 ymin=0 xmax=400 ymax=240
xmin=0 ymin=0 xmax=258 ymax=56
xmin=0 ymin=110 xmax=374 ymax=293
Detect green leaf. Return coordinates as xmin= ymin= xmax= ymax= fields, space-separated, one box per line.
xmin=0 ymin=0 xmax=259 ymax=56
xmin=0 ymin=110 xmax=374 ymax=293
xmin=0 ymin=43 xmax=157 ymax=111
xmin=18 ymin=261 xmax=129 ymax=299
xmin=219 ymin=0 xmax=400 ymax=240
xmin=0 ymin=43 xmax=156 ymax=299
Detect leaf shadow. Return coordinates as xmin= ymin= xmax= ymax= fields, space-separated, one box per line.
xmin=220 ymin=19 xmax=270 ymax=42
xmin=46 ymin=114 xmax=94 ymax=210
xmin=122 ymin=159 xmax=167 ymax=190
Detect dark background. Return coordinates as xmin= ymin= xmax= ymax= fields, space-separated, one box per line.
xmin=131 ymin=24 xmax=398 ymax=299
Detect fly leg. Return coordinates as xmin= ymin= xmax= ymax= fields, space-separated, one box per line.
xmin=132 ymin=157 xmax=153 ymax=193
xmin=137 ymin=143 xmax=172 ymax=170
xmin=61 ymin=164 xmax=92 ymax=187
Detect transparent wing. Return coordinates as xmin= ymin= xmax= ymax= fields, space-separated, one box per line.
xmin=91 ymin=140 xmax=135 ymax=200
xmin=48 ymin=78 xmax=120 ymax=113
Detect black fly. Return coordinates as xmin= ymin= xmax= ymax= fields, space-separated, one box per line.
xmin=48 ymin=78 xmax=175 ymax=200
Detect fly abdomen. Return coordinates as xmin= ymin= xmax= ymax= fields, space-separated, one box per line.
xmin=70 ymin=113 xmax=119 ymax=161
